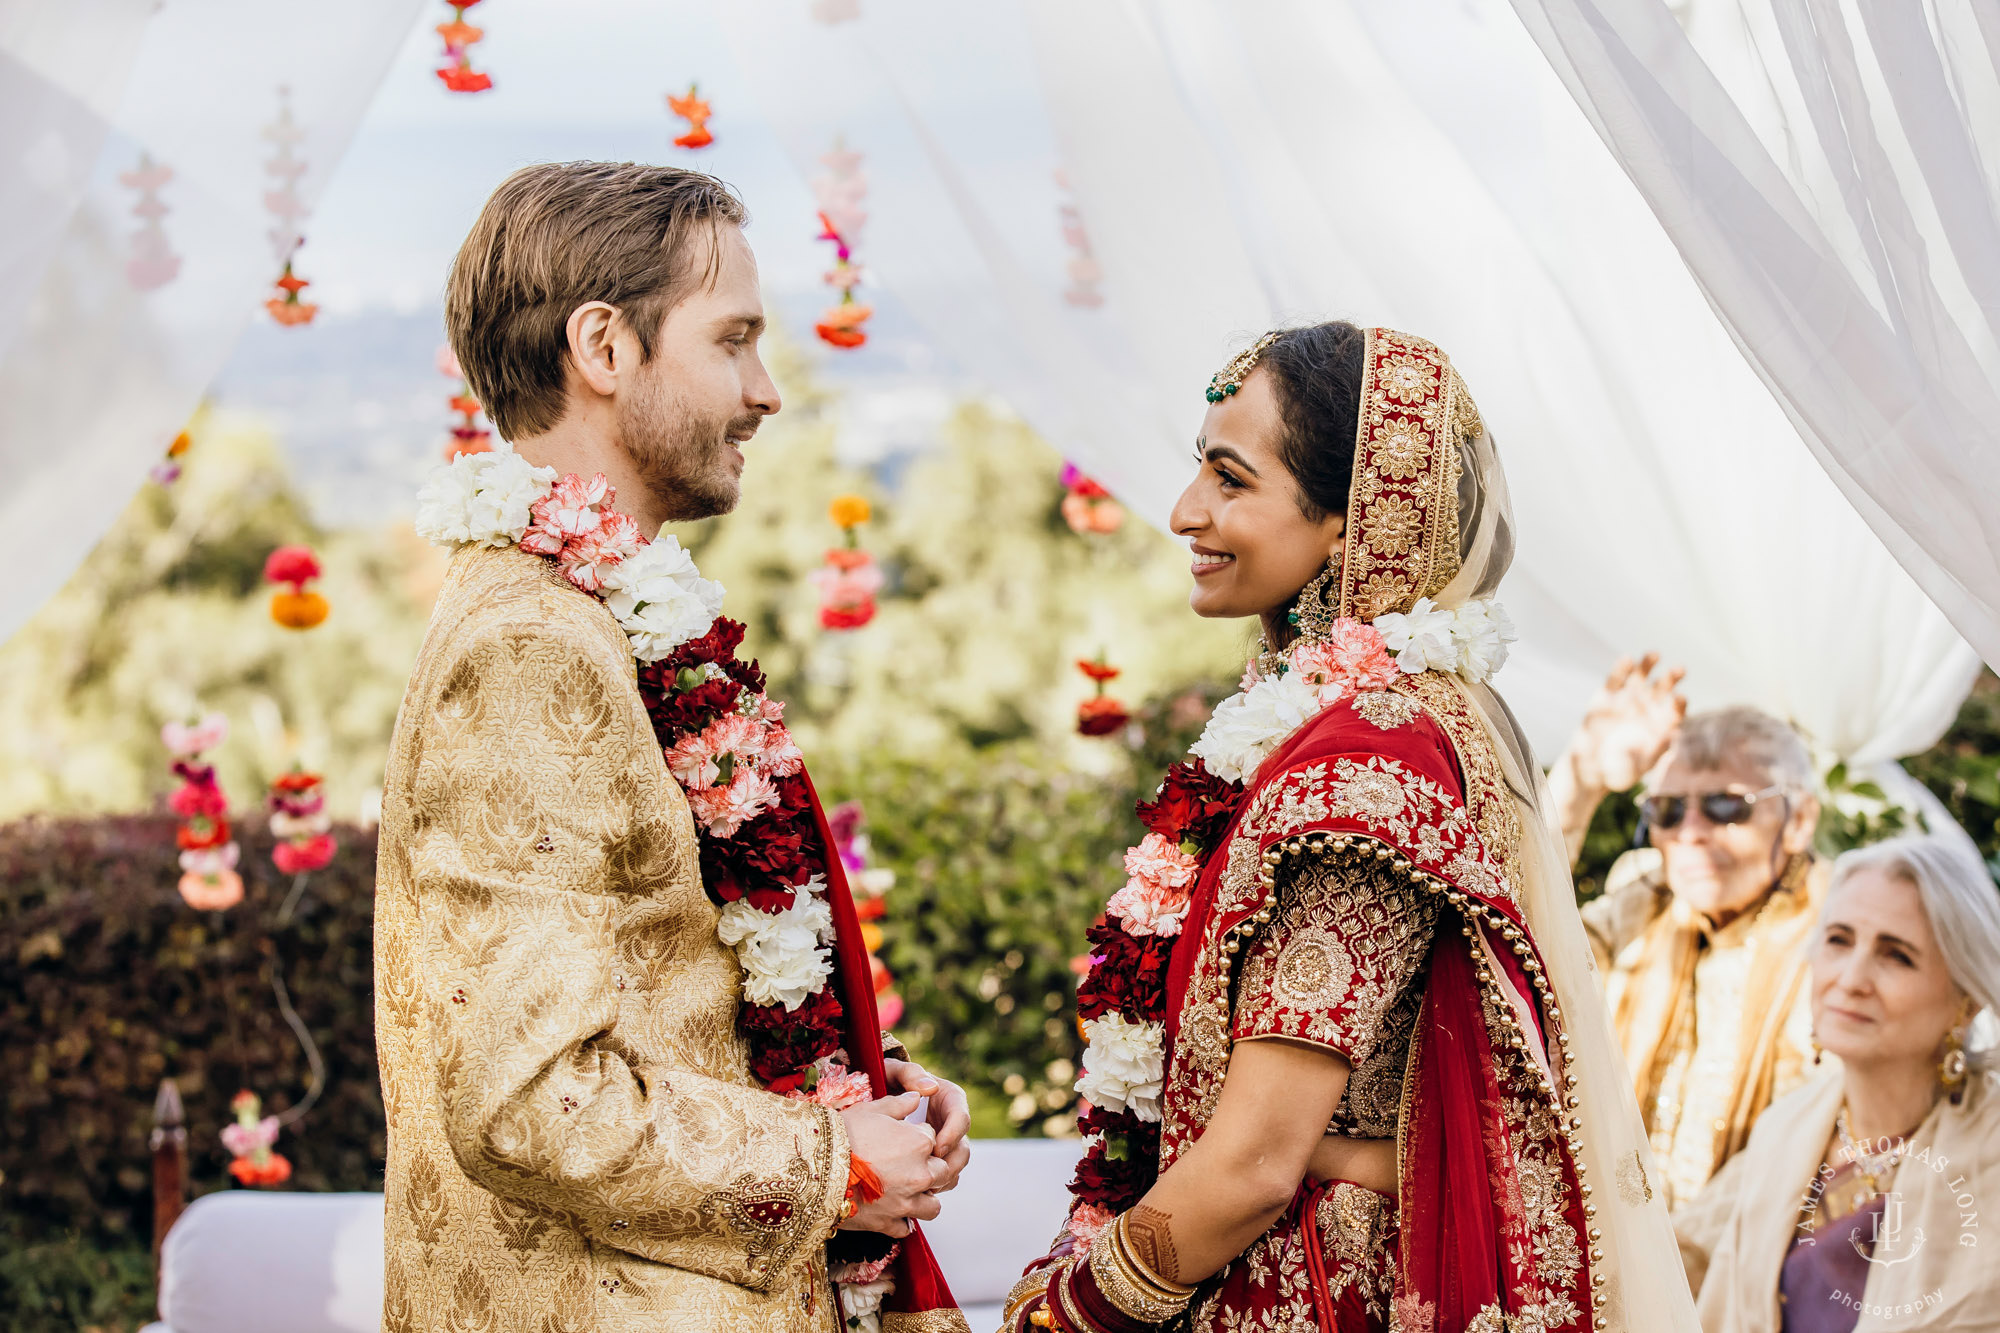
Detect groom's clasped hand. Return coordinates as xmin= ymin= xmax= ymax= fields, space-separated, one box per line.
xmin=838 ymin=1059 xmax=973 ymax=1239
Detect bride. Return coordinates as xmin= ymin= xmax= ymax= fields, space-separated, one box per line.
xmin=1002 ymin=324 xmax=1695 ymax=1332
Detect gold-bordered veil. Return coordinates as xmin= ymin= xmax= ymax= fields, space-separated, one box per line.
xmin=1342 ymin=328 xmax=1698 ymax=1333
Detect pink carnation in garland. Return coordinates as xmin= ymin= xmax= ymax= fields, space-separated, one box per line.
xmin=1123 ymin=831 xmax=1200 ymax=891
xmin=1288 ymin=618 xmax=1399 ymax=703
xmin=520 ymin=473 xmax=642 ymax=593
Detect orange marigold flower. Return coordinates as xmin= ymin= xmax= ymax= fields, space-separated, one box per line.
xmin=449 ymin=394 xmax=481 ymax=416
xmin=167 ymin=430 xmax=191 ymax=458
xmin=266 ymin=296 xmax=318 ymax=326
xmin=436 ymin=19 xmax=483 ymax=46
xmin=437 ymin=66 xmax=492 ymax=93
xmin=667 ymin=90 xmax=712 ymax=121
xmin=227 ymin=1152 xmax=292 ymax=1187
xmin=827 ymin=494 xmax=871 ymax=528
xmin=179 ymin=868 xmax=244 ymax=912
xmin=673 ymin=127 xmax=715 ymax=150
xmin=270 ymin=590 xmax=330 ymax=630
xmin=1076 ymin=659 xmax=1122 ymax=683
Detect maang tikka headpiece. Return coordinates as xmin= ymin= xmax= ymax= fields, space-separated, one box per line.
xmin=1206 ymin=331 xmax=1281 ymax=403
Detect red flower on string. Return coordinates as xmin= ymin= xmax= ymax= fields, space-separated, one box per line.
xmin=813 ymin=148 xmax=871 ymax=351
xmin=269 ymin=768 xmax=336 ymax=875
xmin=812 ymin=495 xmax=882 ymax=630
xmin=438 ymin=345 xmax=492 ymax=458
xmin=1076 ymin=657 xmax=1130 ymax=737
xmin=265 ymin=544 xmax=329 ymax=630
xmin=435 ymin=1 xmax=492 ymax=93
xmin=265 ymin=261 xmax=318 ymax=327
xmin=667 ymin=85 xmax=714 ymax=150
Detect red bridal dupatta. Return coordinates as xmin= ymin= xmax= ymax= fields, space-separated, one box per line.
xmin=806 ymin=771 xmax=968 ymax=1332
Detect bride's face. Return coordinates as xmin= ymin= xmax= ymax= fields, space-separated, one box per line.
xmin=1169 ymin=368 xmax=1345 ymax=622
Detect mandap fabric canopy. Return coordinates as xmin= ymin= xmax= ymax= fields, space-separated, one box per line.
xmin=719 ymin=0 xmax=1981 ymax=768
xmin=0 ymin=0 xmax=425 ymax=648
xmin=1513 ymin=0 xmax=2000 ymax=680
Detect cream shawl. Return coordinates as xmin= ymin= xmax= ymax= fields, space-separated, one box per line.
xmin=1676 ymin=1069 xmax=2000 ymax=1333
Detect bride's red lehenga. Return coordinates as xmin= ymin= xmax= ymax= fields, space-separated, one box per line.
xmin=1008 ymin=330 xmax=1604 ymax=1333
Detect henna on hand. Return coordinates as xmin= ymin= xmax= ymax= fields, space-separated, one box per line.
xmin=1124 ymin=1204 xmax=1181 ymax=1284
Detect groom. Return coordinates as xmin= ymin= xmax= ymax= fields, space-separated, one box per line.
xmin=375 ymin=162 xmax=969 ymax=1332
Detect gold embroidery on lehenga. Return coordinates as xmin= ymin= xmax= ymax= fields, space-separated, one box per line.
xmin=1354 ymin=690 xmax=1422 ymax=731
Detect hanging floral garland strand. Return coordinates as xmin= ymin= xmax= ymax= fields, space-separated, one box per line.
xmin=667 ymin=83 xmax=714 ymax=149
xmin=120 ymin=152 xmax=181 ymax=291
xmin=812 ymin=494 xmax=882 ymax=630
xmin=435 ymin=0 xmax=492 ymax=93
xmin=150 ymin=429 xmax=191 ymax=486
xmin=812 ymin=140 xmax=871 ymax=349
xmin=1055 ymin=170 xmax=1104 ymax=309
xmin=829 ymin=801 xmax=901 ymax=1028
xmin=437 ymin=344 xmax=492 ymax=459
xmin=262 ymin=88 xmax=317 ymax=327
xmin=1060 ymin=463 xmax=1124 ymax=534
xmin=222 ymin=1090 xmax=292 ymax=1186
xmin=165 ymin=714 xmax=242 ymax=910
xmin=1075 ymin=657 xmax=1131 ymax=737
xmin=265 ymin=545 xmax=330 ymax=630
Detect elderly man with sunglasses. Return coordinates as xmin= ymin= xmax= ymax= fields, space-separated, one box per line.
xmin=1547 ymin=657 xmax=1826 ymax=1210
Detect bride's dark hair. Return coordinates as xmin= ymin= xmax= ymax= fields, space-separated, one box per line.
xmin=1259 ymin=320 xmax=1366 ymax=522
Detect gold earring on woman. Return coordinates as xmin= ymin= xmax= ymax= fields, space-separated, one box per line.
xmin=1288 ymin=554 xmax=1343 ymax=645
xmin=1940 ymin=1022 xmax=1970 ymax=1100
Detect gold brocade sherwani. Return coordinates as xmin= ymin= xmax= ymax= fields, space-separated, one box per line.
xmin=1581 ymin=848 xmax=1826 ymax=1210
xmin=375 ymin=544 xmax=849 ymax=1333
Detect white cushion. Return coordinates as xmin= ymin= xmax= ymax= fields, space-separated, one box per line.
xmin=150 ymin=1139 xmax=1079 ymax=1332
xmin=158 ymin=1191 xmax=384 ymax=1333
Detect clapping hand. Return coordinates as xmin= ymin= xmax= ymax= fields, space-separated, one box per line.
xmin=1569 ymin=653 xmax=1686 ymax=795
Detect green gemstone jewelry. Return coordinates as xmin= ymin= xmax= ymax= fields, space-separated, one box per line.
xmin=1206 ymin=331 xmax=1281 ymax=403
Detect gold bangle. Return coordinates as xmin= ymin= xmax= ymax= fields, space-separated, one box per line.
xmin=1086 ymin=1224 xmax=1194 ymax=1323
xmin=1112 ymin=1212 xmax=1197 ymax=1298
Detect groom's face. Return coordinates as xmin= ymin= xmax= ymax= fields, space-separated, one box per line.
xmin=620 ymin=225 xmax=780 ymax=521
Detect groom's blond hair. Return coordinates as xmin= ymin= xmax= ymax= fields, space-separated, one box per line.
xmin=446 ymin=161 xmax=748 ymax=441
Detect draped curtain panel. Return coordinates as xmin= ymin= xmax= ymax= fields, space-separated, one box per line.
xmin=718 ymin=0 xmax=1978 ymax=764
xmin=0 ymin=0 xmax=427 ymax=648
xmin=1510 ymin=0 xmax=2000 ymax=671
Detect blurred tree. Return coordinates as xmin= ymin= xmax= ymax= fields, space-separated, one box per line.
xmin=0 ymin=411 xmax=438 ymax=823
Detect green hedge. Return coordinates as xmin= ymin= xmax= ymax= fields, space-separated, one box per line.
xmin=0 ymin=815 xmax=383 ymax=1330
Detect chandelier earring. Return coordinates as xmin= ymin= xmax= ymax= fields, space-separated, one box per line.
xmin=1287 ymin=553 xmax=1344 ymax=645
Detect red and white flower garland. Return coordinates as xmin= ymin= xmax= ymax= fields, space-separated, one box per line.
xmin=1065 ymin=601 xmax=1513 ymax=1235
xmin=414 ymin=444 xmax=861 ymax=1084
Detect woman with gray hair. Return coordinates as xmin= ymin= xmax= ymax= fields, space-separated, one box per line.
xmin=1675 ymin=835 xmax=2000 ymax=1332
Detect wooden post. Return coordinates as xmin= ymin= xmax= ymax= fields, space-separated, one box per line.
xmin=150 ymin=1078 xmax=187 ymax=1301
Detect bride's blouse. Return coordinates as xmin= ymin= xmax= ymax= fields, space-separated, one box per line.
xmin=1233 ymin=852 xmax=1438 ymax=1139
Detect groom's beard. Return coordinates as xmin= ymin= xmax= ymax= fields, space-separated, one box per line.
xmin=617 ymin=375 xmax=759 ymax=522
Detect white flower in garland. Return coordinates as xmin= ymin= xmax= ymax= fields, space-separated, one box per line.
xmin=415 ymin=444 xmax=555 ymax=548
xmin=1373 ymin=597 xmax=1460 ymax=675
xmin=1450 ymin=599 xmax=1517 ymax=684
xmin=1075 ymin=1013 xmax=1165 ymax=1122
xmin=599 ymin=535 xmax=726 ymax=663
xmin=1188 ymin=669 xmax=1322 ymax=784
xmin=837 ymin=1279 xmax=895 ymax=1333
xmin=716 ymin=880 xmax=835 ymax=1011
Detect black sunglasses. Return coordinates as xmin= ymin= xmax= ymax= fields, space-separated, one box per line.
xmin=1640 ymin=785 xmax=1788 ymax=830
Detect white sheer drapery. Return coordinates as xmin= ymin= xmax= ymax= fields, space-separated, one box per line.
xmin=1510 ymin=0 xmax=2000 ymax=671
xmin=0 ymin=0 xmax=426 ymax=647
xmin=717 ymin=0 xmax=1979 ymax=767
